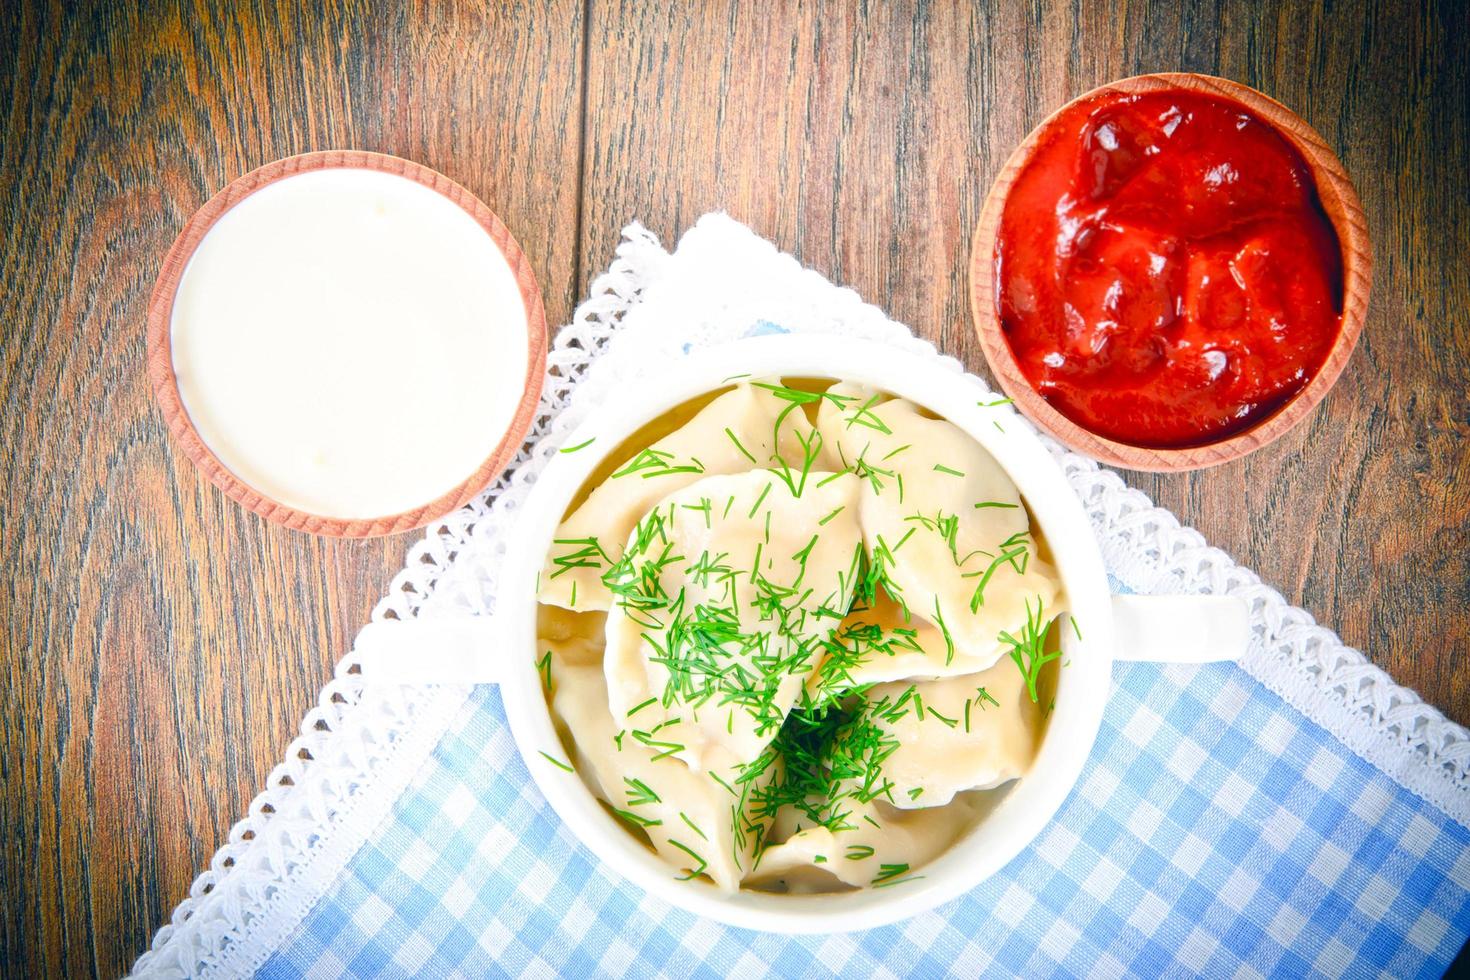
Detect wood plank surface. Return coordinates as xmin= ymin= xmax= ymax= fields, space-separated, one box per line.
xmin=1 ymin=0 xmax=1465 ymax=975
xmin=579 ymin=0 xmax=1469 ymax=711
xmin=0 ymin=1 xmax=584 ymax=976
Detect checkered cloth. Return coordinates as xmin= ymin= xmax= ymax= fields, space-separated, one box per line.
xmin=167 ymin=215 xmax=1466 ymax=979
xmin=256 ymin=580 xmax=1470 ymax=978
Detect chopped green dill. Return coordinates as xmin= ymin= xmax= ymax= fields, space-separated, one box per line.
xmin=932 ymin=597 xmax=956 ymax=665
xmin=725 ymin=427 xmax=758 ymax=464
xmin=1070 ymin=615 xmax=1084 ymax=641
xmin=852 ymin=454 xmax=897 ymax=496
xmin=536 ymin=650 xmax=553 ymax=692
xmin=790 ymin=535 xmax=819 ymax=588
xmin=679 ymin=812 xmax=708 ymax=840
xmin=932 ymin=463 xmax=965 ymax=478
xmin=963 ymin=534 xmax=1031 ymax=613
xmin=614 ymin=730 xmax=626 ymax=751
xmin=559 ymin=437 xmax=597 ymax=453
xmin=845 ymin=394 xmax=893 ymax=435
xmin=548 ymin=537 xmax=611 ymax=580
xmin=873 ymin=870 xmax=925 ymax=888
xmin=752 ymin=381 xmax=852 ymax=411
xmin=976 ymin=686 xmax=998 ymax=707
xmin=874 ymin=863 xmax=910 ymax=882
xmin=612 ymin=807 xmax=662 ymax=828
xmin=611 ymin=447 xmax=705 ymax=480
xmin=668 ymin=838 xmax=709 ymax=881
xmin=569 ymin=581 xmax=577 ymax=607
xmin=627 ymin=696 xmax=659 ymax=718
xmin=906 ymin=511 xmax=960 ymax=564
xmin=880 ymin=443 xmax=912 ymax=461
xmin=908 ymin=787 xmax=924 ymax=800
xmin=709 ymin=771 xmax=738 ymax=798
xmin=857 ymin=537 xmax=909 ymax=620
xmin=813 ymin=854 xmax=828 ymax=863
xmin=538 ymin=751 xmax=574 ymax=773
xmin=770 ymin=425 xmax=823 ymax=498
xmin=631 ymin=729 xmax=686 ymax=761
xmin=624 ymin=776 xmax=661 ymax=806
xmin=722 ymin=373 xmax=753 ymax=383
xmin=845 ymin=845 xmax=875 ymax=860
xmin=973 ymin=500 xmax=1019 ymax=510
xmin=680 ymin=498 xmax=714 ymax=530
xmin=818 ymin=505 xmax=846 ymax=526
xmin=979 ymin=397 xmax=1014 ymax=408
xmin=815 ymin=471 xmax=848 ymax=489
xmin=999 ymin=597 xmax=1062 ymax=703
xmin=747 ymin=482 xmax=772 ymax=519
xmin=926 ymin=707 xmax=958 ymax=728
xmin=748 ymin=696 xmax=903 ymax=831
xmin=993 ymin=420 xmax=1005 ymax=433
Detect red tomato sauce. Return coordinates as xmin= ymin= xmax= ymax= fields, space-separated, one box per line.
xmin=995 ymin=89 xmax=1344 ymax=448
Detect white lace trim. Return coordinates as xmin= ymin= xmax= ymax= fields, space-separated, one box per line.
xmin=130 ymin=215 xmax=1469 ymax=978
xmin=129 ymin=227 xmax=667 ymax=979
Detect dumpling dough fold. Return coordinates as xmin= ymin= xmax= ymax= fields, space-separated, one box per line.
xmin=541 ymin=382 xmax=837 ymax=611
xmin=549 ymin=656 xmax=773 ymax=891
xmin=604 ymin=470 xmax=862 ymax=770
xmin=864 ymin=655 xmax=1040 ymax=810
xmin=815 ymin=383 xmax=1062 ymax=670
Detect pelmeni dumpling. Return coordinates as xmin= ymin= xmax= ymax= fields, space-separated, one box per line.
xmin=745 ymin=795 xmax=982 ymax=892
xmin=805 ymin=591 xmax=995 ymax=704
xmin=536 ymin=604 xmax=607 ymax=668
xmin=603 ymin=470 xmax=862 ymax=770
xmin=863 ymin=656 xmax=1041 ymax=810
xmin=549 ymin=657 xmax=773 ymax=891
xmin=539 ymin=378 xmax=1063 ymax=894
xmin=541 ymin=383 xmax=836 ymax=612
xmin=815 ymin=383 xmax=1061 ymax=669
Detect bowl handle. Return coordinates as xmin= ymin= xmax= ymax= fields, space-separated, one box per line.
xmin=349 ymin=595 xmax=1251 ymax=682
xmin=1109 ymin=594 xmax=1251 ymax=664
xmin=353 ymin=616 xmax=506 ymax=684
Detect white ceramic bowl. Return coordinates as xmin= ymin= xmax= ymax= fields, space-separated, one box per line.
xmin=361 ymin=334 xmax=1246 ymax=932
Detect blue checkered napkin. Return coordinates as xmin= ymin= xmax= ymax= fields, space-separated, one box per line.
xmin=257 ymin=616 xmax=1470 ymax=978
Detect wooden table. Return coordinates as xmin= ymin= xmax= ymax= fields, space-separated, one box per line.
xmin=2 ymin=1 xmax=1465 ymax=975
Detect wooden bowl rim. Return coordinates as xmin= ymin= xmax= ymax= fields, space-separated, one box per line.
xmin=146 ymin=149 xmax=548 ymax=537
xmin=968 ymin=72 xmax=1373 ymax=472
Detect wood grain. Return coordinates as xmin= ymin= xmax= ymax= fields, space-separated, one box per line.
xmin=579 ymin=0 xmax=1468 ymax=716
xmin=1 ymin=0 xmax=1466 ymax=976
xmin=0 ymin=1 xmax=583 ymax=976
xmin=968 ymin=71 xmax=1374 ymax=473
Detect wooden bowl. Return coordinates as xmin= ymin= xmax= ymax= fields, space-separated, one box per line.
xmin=146 ymin=150 xmax=547 ymax=537
xmin=968 ymin=73 xmax=1372 ymax=472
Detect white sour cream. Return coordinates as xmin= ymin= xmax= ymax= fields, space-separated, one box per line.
xmin=170 ymin=167 xmax=529 ymax=520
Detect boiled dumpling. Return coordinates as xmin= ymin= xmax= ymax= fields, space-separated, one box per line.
xmin=744 ymin=796 xmax=982 ymax=891
xmin=549 ymin=657 xmax=773 ymax=891
xmin=603 ymin=470 xmax=862 ymax=770
xmin=863 ymin=656 xmax=1040 ymax=810
xmin=536 ymin=604 xmax=606 ymax=668
xmin=805 ymin=590 xmax=997 ymax=706
xmin=815 ymin=383 xmax=1062 ymax=670
xmin=539 ymin=378 xmax=1059 ymax=895
xmin=541 ymin=383 xmax=837 ymax=611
